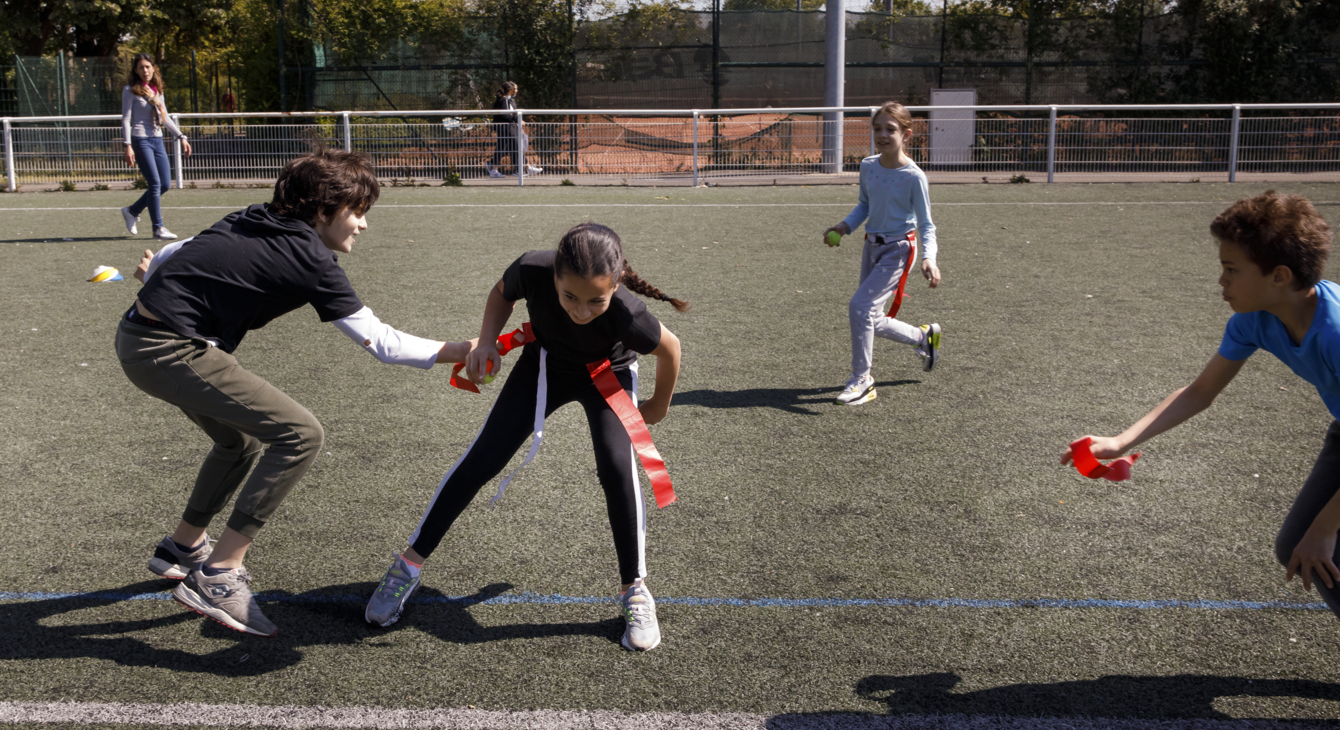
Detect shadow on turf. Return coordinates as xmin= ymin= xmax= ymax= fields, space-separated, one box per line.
xmin=0 ymin=236 xmax=125 ymax=244
xmin=0 ymin=579 xmax=622 ymax=677
xmin=674 ymin=380 xmax=920 ymax=415
xmin=763 ymin=673 xmax=1340 ymax=725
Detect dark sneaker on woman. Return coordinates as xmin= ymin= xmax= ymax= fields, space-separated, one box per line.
xmin=148 ymin=534 xmax=212 ymax=580
xmin=365 ymin=553 xmax=421 ymax=627
xmin=173 ymin=567 xmax=278 ymax=637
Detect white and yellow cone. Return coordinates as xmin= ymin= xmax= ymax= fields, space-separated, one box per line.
xmin=88 ymin=266 xmax=124 ymax=283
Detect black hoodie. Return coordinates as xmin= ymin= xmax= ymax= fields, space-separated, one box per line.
xmin=137 ymin=203 xmax=363 ymax=353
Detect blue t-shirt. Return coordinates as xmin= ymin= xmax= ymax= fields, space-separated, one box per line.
xmin=1218 ymin=279 xmax=1340 ymax=419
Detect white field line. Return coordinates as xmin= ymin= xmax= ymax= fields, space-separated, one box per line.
xmin=0 ymin=702 xmax=1320 ymax=730
xmin=2 ymin=201 xmax=1338 ymax=212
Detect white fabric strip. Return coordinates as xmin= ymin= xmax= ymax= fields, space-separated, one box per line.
xmin=332 ymin=306 xmax=443 ymax=369
xmin=629 ymin=360 xmax=648 ymax=579
xmin=491 ymin=347 xmax=548 ymax=505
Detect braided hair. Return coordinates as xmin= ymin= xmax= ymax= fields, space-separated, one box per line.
xmin=555 ymin=223 xmax=690 ymax=312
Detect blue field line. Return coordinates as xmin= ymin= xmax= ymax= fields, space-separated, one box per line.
xmin=0 ymin=589 xmax=1328 ymax=611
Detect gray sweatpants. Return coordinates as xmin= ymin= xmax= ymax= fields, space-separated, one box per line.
xmin=1274 ymin=420 xmax=1340 ymax=619
xmin=115 ymin=318 xmax=324 ymax=539
xmin=849 ymin=234 xmax=925 ymax=378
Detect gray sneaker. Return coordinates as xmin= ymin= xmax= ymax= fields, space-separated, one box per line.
xmin=365 ymin=553 xmax=421 ymax=627
xmin=148 ymin=533 xmax=212 ymax=580
xmin=173 ymin=567 xmax=278 ymax=637
xmin=620 ymin=578 xmax=661 ymax=651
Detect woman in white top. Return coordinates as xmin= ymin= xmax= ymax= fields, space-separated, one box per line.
xmin=120 ymin=53 xmax=192 ymax=240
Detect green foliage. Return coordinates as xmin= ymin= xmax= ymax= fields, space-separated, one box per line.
xmin=92 ymin=182 xmax=111 ymax=190
xmin=442 ymin=170 xmax=463 ymax=186
xmin=560 ymin=178 xmax=575 ymax=185
xmin=479 ymin=0 xmax=578 ymax=110
xmin=1010 ymin=174 xmax=1031 ymax=183
xmin=58 ymin=179 xmax=76 ymax=192
xmin=131 ymin=175 xmax=149 ymax=190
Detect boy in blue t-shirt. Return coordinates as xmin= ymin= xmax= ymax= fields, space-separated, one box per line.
xmin=1064 ymin=191 xmax=1340 ymax=616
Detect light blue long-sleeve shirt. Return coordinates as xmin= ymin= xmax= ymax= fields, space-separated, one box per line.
xmin=842 ymin=156 xmax=938 ymax=265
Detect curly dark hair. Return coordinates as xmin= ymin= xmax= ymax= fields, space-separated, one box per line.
xmin=1211 ymin=191 xmax=1332 ymax=289
xmin=270 ymin=138 xmax=380 ymax=224
xmin=555 ymin=223 xmax=690 ymax=312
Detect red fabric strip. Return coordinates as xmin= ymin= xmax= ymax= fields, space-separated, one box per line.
xmin=1069 ymin=437 xmax=1140 ymax=481
xmin=885 ymin=231 xmax=918 ymax=319
xmin=587 ymin=358 xmax=677 ymax=509
xmin=449 ymin=324 xmax=535 ymax=393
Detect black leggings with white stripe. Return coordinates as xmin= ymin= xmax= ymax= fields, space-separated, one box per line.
xmin=409 ymin=344 xmax=647 ymax=584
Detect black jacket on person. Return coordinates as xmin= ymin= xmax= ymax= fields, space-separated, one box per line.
xmin=491 ymin=94 xmax=517 ymax=135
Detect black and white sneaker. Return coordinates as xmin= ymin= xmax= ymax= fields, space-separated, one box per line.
xmin=148 ymin=534 xmax=213 ymax=580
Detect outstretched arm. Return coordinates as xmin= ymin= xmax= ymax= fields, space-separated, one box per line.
xmin=639 ymin=325 xmax=681 ymax=426
xmin=333 ymin=306 xmax=469 ymax=369
xmin=1062 ymin=353 xmax=1247 ymax=464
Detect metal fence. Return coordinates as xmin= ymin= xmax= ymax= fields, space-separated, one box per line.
xmin=4 ymin=104 xmax=1340 ymax=191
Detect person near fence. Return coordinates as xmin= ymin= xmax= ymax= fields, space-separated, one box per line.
xmin=365 ymin=223 xmax=685 ymax=652
xmin=485 ymin=81 xmax=542 ymax=178
xmin=1064 ymin=191 xmax=1340 ymax=619
xmin=117 ymin=143 xmax=475 ymax=637
xmin=120 ymin=53 xmax=192 ymax=241
xmin=824 ymin=101 xmax=943 ymax=406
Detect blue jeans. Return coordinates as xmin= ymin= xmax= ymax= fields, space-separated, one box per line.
xmin=128 ymin=136 xmax=172 ymax=229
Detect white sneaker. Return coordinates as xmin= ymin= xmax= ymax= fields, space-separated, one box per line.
xmin=620 ymin=578 xmax=661 ymax=651
xmin=526 ymin=165 xmax=543 ymax=175
xmin=836 ymin=373 xmax=876 ymax=406
xmin=153 ymin=227 xmax=177 ymax=240
xmin=120 ymin=207 xmax=139 ymax=235
xmin=915 ymin=324 xmax=942 ymax=372
xmin=486 ymin=166 xmax=505 ymax=179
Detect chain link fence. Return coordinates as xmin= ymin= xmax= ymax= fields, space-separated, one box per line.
xmin=4 ymin=105 xmax=1338 ymax=190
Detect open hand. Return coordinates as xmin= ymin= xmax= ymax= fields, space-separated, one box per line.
xmin=1287 ymin=527 xmax=1340 ymax=591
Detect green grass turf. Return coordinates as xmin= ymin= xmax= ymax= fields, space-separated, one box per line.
xmin=2 ymin=182 xmax=1340 ymax=721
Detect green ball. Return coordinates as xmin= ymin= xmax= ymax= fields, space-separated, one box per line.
xmin=483 ymin=374 xmax=495 ymax=385
xmin=826 ymin=230 xmax=842 ymax=246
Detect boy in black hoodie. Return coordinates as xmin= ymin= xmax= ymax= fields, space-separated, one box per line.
xmin=116 ymin=145 xmax=470 ymax=637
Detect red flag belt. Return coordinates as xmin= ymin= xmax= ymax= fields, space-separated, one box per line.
xmin=450 ymin=323 xmax=676 ymax=509
xmin=884 ymin=230 xmax=918 ymax=319
xmin=1069 ymin=437 xmax=1140 ymax=481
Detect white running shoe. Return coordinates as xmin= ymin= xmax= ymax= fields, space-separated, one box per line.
xmin=620 ymin=578 xmax=661 ymax=651
xmin=486 ymin=165 xmax=505 ymax=179
xmin=526 ymin=165 xmax=543 ymax=175
xmin=836 ymin=373 xmax=876 ymax=406
xmin=153 ymin=227 xmax=177 ymax=240
xmin=120 ymin=207 xmax=139 ymax=235
xmin=915 ymin=324 xmax=942 ymax=372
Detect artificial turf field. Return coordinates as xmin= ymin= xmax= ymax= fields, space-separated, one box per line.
xmin=2 ymin=181 xmax=1340 ymax=729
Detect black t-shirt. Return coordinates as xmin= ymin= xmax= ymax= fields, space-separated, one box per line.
xmin=137 ymin=203 xmax=363 ymax=352
xmin=501 ymin=250 xmax=662 ymax=374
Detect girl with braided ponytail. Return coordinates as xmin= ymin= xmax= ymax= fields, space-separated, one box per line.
xmin=367 ymin=223 xmax=685 ymax=652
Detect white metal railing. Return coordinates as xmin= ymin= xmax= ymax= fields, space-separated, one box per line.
xmin=4 ymin=104 xmax=1339 ymax=191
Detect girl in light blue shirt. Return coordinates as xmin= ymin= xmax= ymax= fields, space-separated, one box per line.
xmin=824 ymin=102 xmax=943 ymax=406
